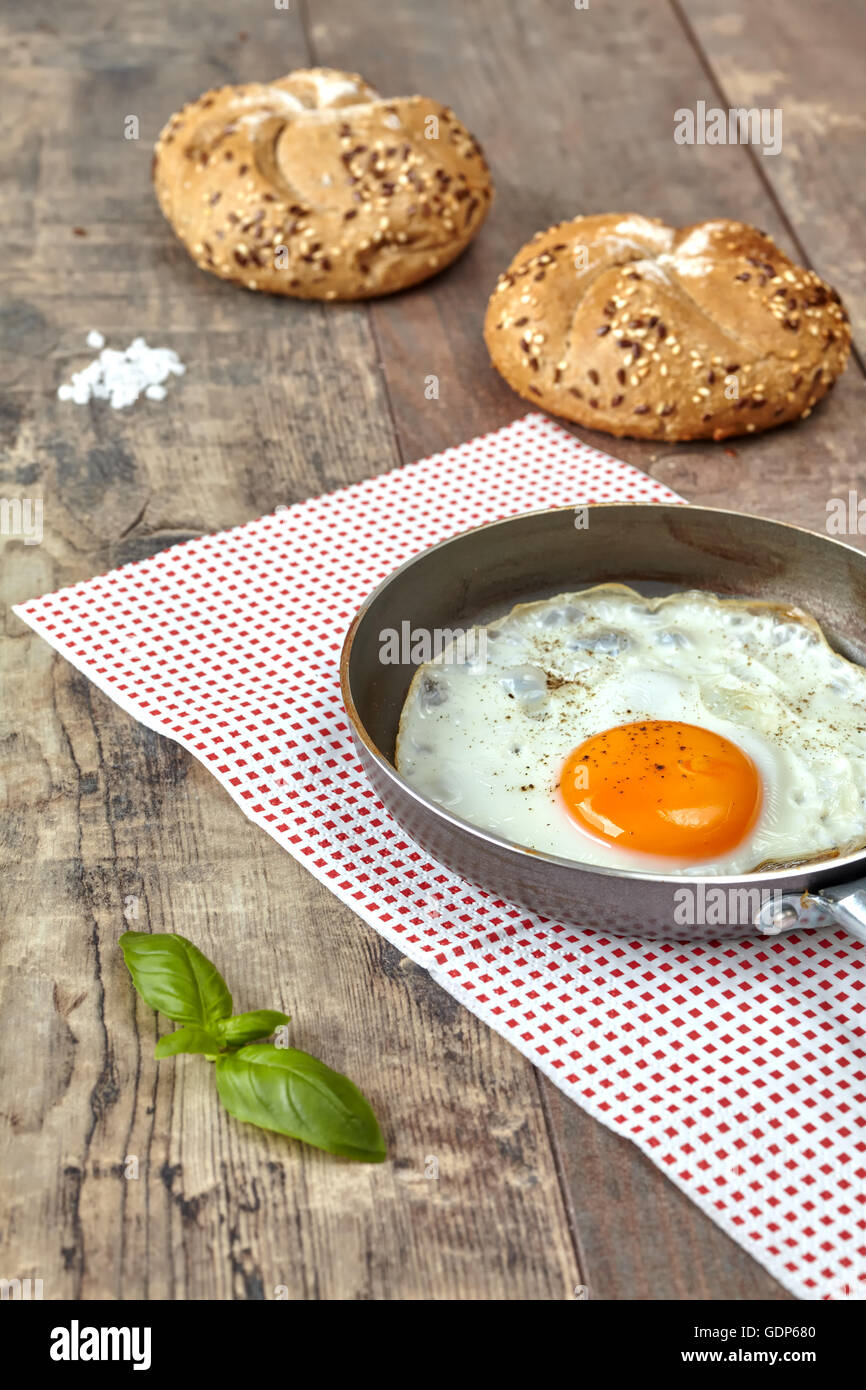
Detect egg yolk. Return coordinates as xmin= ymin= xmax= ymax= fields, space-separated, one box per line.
xmin=560 ymin=720 xmax=761 ymax=861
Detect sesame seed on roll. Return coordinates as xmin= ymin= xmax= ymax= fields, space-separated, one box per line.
xmin=153 ymin=67 xmax=494 ymax=301
xmin=484 ymin=214 xmax=851 ymax=442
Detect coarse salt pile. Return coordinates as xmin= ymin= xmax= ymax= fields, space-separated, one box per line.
xmin=57 ymin=333 xmax=186 ymax=409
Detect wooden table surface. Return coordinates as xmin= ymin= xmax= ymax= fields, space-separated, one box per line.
xmin=2 ymin=0 xmax=864 ymax=1301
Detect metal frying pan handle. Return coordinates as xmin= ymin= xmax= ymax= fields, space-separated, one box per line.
xmin=755 ymin=876 xmax=866 ymax=944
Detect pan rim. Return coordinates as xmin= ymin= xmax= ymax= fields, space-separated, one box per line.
xmin=340 ymin=501 xmax=866 ymax=890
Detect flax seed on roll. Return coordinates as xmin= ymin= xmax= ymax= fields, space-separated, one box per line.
xmin=153 ymin=67 xmax=493 ymax=301
xmin=484 ymin=215 xmax=851 ymax=442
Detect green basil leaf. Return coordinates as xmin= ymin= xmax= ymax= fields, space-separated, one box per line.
xmin=119 ymin=931 xmax=232 ymax=1028
xmin=216 ymin=1010 xmax=291 ymax=1047
xmin=215 ymin=1044 xmax=386 ymax=1163
xmin=155 ymin=1025 xmax=222 ymax=1058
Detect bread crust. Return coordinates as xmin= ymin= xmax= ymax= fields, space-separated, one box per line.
xmin=153 ymin=68 xmax=493 ymax=301
xmin=484 ymin=214 xmax=851 ymax=441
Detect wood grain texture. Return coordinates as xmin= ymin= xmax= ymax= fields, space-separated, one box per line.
xmin=2 ymin=0 xmax=862 ymax=1300
xmin=0 ymin=0 xmax=579 ymax=1304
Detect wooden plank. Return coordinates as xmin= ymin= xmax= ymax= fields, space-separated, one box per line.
xmin=0 ymin=2 xmax=580 ymax=1299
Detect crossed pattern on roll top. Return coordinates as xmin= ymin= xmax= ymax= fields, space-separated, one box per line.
xmin=153 ymin=67 xmax=494 ymax=301
xmin=485 ymin=214 xmax=851 ymax=441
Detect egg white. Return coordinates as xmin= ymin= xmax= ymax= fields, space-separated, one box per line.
xmin=395 ymin=585 xmax=866 ymax=876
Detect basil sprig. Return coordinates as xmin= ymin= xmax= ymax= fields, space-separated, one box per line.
xmin=119 ymin=931 xmax=385 ymax=1163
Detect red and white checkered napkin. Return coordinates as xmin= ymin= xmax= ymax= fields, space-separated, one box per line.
xmin=16 ymin=414 xmax=864 ymax=1301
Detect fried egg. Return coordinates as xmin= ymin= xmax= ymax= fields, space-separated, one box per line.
xmin=395 ymin=585 xmax=866 ymax=875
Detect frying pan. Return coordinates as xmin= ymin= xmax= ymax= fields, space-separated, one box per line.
xmin=340 ymin=504 xmax=866 ymax=943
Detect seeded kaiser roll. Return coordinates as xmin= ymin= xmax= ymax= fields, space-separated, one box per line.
xmin=153 ymin=67 xmax=493 ymax=301
xmin=484 ymin=214 xmax=851 ymax=441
